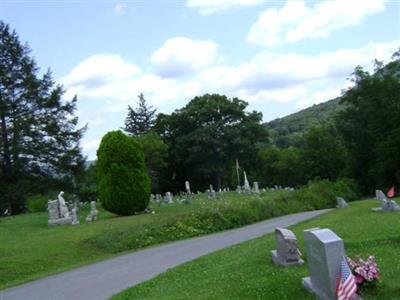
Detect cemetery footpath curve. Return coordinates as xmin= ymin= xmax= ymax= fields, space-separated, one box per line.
xmin=0 ymin=209 xmax=332 ymax=300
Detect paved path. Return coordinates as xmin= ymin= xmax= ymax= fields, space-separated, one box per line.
xmin=0 ymin=209 xmax=331 ymax=300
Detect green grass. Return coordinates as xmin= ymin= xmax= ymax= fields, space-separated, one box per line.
xmin=0 ymin=191 xmax=288 ymax=290
xmin=112 ymin=199 xmax=400 ymax=300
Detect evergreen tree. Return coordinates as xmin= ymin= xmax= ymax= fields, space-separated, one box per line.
xmin=0 ymin=21 xmax=86 ymax=214
xmin=124 ymin=93 xmax=156 ymax=136
xmin=97 ymin=131 xmax=150 ymax=215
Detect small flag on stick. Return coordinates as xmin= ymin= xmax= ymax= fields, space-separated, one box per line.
xmin=337 ymin=256 xmax=357 ymax=300
xmin=387 ymin=186 xmax=395 ymax=198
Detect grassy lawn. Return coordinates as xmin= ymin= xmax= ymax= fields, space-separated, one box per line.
xmin=0 ymin=191 xmax=288 ymax=290
xmin=112 ymin=199 xmax=400 ymax=300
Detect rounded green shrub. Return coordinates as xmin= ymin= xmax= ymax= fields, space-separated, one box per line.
xmin=97 ymin=130 xmax=151 ymax=216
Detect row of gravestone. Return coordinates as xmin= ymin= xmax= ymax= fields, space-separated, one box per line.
xmin=271 ymin=227 xmax=362 ymax=300
xmin=47 ymin=191 xmax=98 ymax=226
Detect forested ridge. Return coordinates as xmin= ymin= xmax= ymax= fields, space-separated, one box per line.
xmin=264 ymin=98 xmax=344 ymax=148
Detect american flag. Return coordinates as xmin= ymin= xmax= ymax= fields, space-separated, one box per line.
xmin=337 ymin=256 xmax=357 ymax=300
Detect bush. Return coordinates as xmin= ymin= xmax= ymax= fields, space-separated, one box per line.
xmin=274 ymin=179 xmax=358 ymax=211
xmin=26 ymin=195 xmax=49 ymax=212
xmin=97 ymin=131 xmax=151 ymax=216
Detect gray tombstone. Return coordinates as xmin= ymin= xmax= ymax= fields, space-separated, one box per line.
xmin=376 ymin=189 xmax=387 ymax=203
xmin=373 ymin=189 xmax=400 ymax=212
xmin=236 ymin=185 xmax=242 ymax=194
xmin=71 ymin=207 xmax=79 ymax=225
xmin=86 ymin=201 xmax=98 ymax=222
xmin=271 ymin=228 xmax=303 ymax=266
xmin=47 ymin=192 xmax=73 ymax=226
xmin=253 ymin=182 xmax=260 ymax=194
xmin=336 ymin=197 xmax=349 ymax=208
xmin=207 ymin=185 xmax=216 ymax=200
xmin=302 ymin=228 xmax=346 ymax=300
xmin=243 ymin=171 xmax=251 ymax=194
xmin=165 ymin=192 xmax=173 ymax=203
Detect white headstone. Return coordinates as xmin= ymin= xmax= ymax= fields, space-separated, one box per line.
xmin=165 ymin=192 xmax=173 ymax=203
xmin=185 ymin=181 xmax=191 ymax=194
xmin=253 ymin=182 xmax=260 ymax=194
xmin=243 ymin=171 xmax=251 ymax=194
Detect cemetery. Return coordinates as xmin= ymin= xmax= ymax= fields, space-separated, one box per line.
xmin=1 ymin=2 xmax=400 ymax=300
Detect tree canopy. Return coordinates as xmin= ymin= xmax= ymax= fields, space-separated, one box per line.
xmin=337 ymin=52 xmax=400 ymax=193
xmin=155 ymin=94 xmax=268 ymax=191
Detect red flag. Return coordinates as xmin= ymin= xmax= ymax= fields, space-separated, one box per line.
xmin=387 ymin=186 xmax=395 ymax=198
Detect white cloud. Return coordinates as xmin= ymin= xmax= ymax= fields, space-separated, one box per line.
xmin=63 ymin=53 xmax=140 ymax=87
xmin=247 ymin=0 xmax=385 ymax=47
xmin=62 ymin=40 xmax=398 ymax=158
xmin=114 ymin=3 xmax=127 ymax=14
xmin=198 ymin=40 xmax=399 ymax=93
xmin=151 ymin=37 xmax=220 ymax=77
xmin=186 ymin=0 xmax=263 ymax=15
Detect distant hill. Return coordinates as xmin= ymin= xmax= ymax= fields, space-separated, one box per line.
xmin=264 ymin=98 xmax=345 ymax=148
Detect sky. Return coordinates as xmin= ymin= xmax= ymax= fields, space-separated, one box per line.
xmin=1 ymin=0 xmax=400 ymax=159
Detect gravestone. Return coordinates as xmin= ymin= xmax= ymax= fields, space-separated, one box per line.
xmin=372 ymin=189 xmax=400 ymax=212
xmin=71 ymin=207 xmax=79 ymax=225
xmin=271 ymin=227 xmax=303 ymax=266
xmin=253 ymin=182 xmax=260 ymax=194
xmin=58 ymin=191 xmax=70 ymax=218
xmin=86 ymin=201 xmax=98 ymax=222
xmin=302 ymin=228 xmax=347 ymax=300
xmin=47 ymin=191 xmax=73 ymax=226
xmin=208 ymin=185 xmax=216 ymax=200
xmin=185 ymin=181 xmax=191 ymax=194
xmin=165 ymin=192 xmax=173 ymax=204
xmin=236 ymin=185 xmax=242 ymax=194
xmin=243 ymin=171 xmax=251 ymax=194
xmin=336 ymin=197 xmax=349 ymax=208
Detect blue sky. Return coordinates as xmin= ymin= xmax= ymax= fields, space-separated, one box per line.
xmin=2 ymin=0 xmax=399 ymax=159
